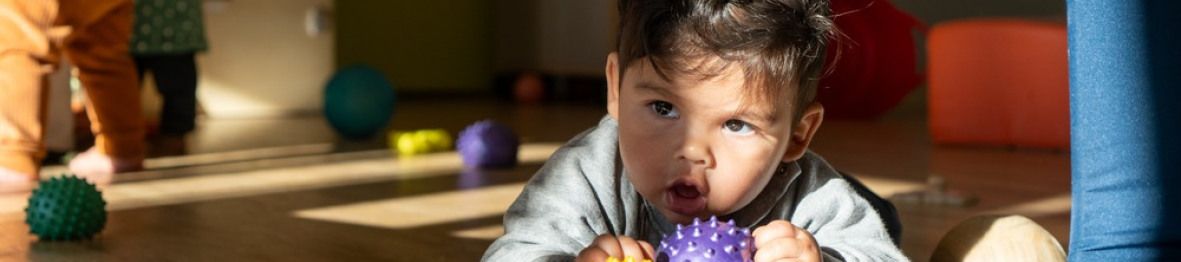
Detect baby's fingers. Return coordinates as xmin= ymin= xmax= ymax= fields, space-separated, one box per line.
xmin=576 ymin=246 xmax=611 ymax=262
xmin=614 ymin=236 xmax=655 ymax=260
xmin=753 ymin=220 xmax=796 ymax=249
xmin=753 ymin=237 xmax=803 ymax=262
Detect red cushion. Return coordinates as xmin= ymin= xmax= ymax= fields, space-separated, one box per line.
xmin=817 ymin=0 xmax=924 ymax=119
xmin=927 ymin=19 xmax=1069 ymax=149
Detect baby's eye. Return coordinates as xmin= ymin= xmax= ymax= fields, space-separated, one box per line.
xmin=723 ymin=119 xmax=755 ymax=135
xmin=649 ymin=101 xmax=680 ymax=119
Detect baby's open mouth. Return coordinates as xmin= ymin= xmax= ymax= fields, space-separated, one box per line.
xmin=664 ymin=181 xmax=706 ymax=216
xmin=673 ymin=183 xmax=701 ymax=198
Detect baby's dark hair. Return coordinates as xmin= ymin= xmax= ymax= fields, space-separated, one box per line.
xmin=616 ymin=0 xmax=835 ymax=120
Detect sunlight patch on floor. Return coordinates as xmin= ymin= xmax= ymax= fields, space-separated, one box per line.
xmin=452 ymin=225 xmax=506 ymax=240
xmin=39 ymin=143 xmax=337 ymax=176
xmin=986 ymin=193 xmax=1071 ymax=218
xmin=0 ymin=144 xmax=562 ymax=223
xmin=294 ymin=183 xmax=526 ymax=229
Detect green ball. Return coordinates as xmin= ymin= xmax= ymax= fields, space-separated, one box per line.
xmin=25 ymin=175 xmax=107 ymax=241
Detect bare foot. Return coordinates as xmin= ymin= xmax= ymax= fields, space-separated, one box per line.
xmin=0 ymin=167 xmax=36 ymax=194
xmin=67 ymin=148 xmax=143 ymax=186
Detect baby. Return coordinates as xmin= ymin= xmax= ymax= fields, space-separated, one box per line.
xmin=484 ymin=0 xmax=907 ymax=261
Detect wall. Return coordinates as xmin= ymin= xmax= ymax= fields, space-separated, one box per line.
xmin=892 ymin=0 xmax=1064 ymax=24
xmin=197 ymin=0 xmax=335 ymax=118
xmin=494 ymin=0 xmax=616 ymax=76
xmin=191 ymin=1 xmax=1065 ymax=116
xmin=493 ymin=0 xmax=539 ymax=74
xmin=535 ymin=0 xmax=615 ymax=76
xmin=336 ymin=1 xmax=494 ymax=93
xmin=332 ymin=1 xmax=614 ymax=95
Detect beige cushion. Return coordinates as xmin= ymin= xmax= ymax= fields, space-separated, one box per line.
xmin=931 ymin=215 xmax=1066 ymax=262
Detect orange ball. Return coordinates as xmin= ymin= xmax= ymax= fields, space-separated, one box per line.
xmin=513 ymin=72 xmax=545 ymax=104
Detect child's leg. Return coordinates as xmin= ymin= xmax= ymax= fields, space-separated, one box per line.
xmin=0 ymin=0 xmax=57 ymax=191
xmin=133 ymin=54 xmax=148 ymax=82
xmin=150 ymin=53 xmax=198 ymax=136
xmin=59 ymin=0 xmax=143 ymax=179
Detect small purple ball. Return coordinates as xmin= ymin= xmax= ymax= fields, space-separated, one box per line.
xmin=457 ymin=120 xmax=519 ymax=168
xmin=658 ymin=216 xmax=755 ymax=262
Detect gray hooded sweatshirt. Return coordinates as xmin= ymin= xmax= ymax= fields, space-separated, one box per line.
xmin=483 ymin=116 xmax=908 ymax=261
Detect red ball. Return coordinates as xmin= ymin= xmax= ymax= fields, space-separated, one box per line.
xmin=513 ymin=72 xmax=545 ymax=104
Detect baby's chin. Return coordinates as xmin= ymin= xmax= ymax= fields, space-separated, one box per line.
xmin=657 ymin=208 xmax=702 ymax=225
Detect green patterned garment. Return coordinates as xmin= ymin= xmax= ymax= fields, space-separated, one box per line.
xmin=130 ymin=0 xmax=208 ymax=55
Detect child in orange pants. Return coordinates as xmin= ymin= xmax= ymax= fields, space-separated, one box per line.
xmin=0 ymin=0 xmax=144 ymax=192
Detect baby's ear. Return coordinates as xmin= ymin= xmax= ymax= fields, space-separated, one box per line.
xmin=781 ymin=102 xmax=824 ymax=162
xmin=606 ymin=52 xmax=621 ymax=120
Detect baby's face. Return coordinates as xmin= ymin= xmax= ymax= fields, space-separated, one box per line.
xmin=608 ymin=58 xmax=796 ymax=224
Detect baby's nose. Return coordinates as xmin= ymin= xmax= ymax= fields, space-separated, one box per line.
xmin=677 ymin=142 xmax=713 ymax=168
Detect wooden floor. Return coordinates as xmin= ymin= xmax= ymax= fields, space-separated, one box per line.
xmin=0 ymin=98 xmax=1070 ymax=261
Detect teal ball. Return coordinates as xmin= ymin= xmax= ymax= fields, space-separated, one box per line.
xmin=25 ymin=175 xmax=107 ymax=241
xmin=324 ymin=65 xmax=396 ymax=139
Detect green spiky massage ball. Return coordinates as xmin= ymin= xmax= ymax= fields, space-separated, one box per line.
xmin=25 ymin=175 xmax=107 ymax=240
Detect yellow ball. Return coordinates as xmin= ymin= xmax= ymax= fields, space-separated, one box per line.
xmin=387 ymin=131 xmax=400 ymax=152
xmin=389 ymin=129 xmax=452 ymax=156
xmin=395 ymin=133 xmax=423 ymax=155
xmin=419 ymin=129 xmax=452 ymax=151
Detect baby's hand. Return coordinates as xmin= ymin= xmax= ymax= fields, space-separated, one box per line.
xmin=752 ymin=220 xmax=821 ymax=262
xmin=576 ymin=234 xmax=655 ymax=262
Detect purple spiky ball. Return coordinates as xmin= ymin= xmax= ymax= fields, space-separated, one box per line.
xmin=657 ymin=216 xmax=754 ymax=262
xmin=456 ymin=120 xmax=519 ymax=168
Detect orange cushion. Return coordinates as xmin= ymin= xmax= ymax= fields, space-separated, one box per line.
xmin=927 ymin=19 xmax=1069 ymax=149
